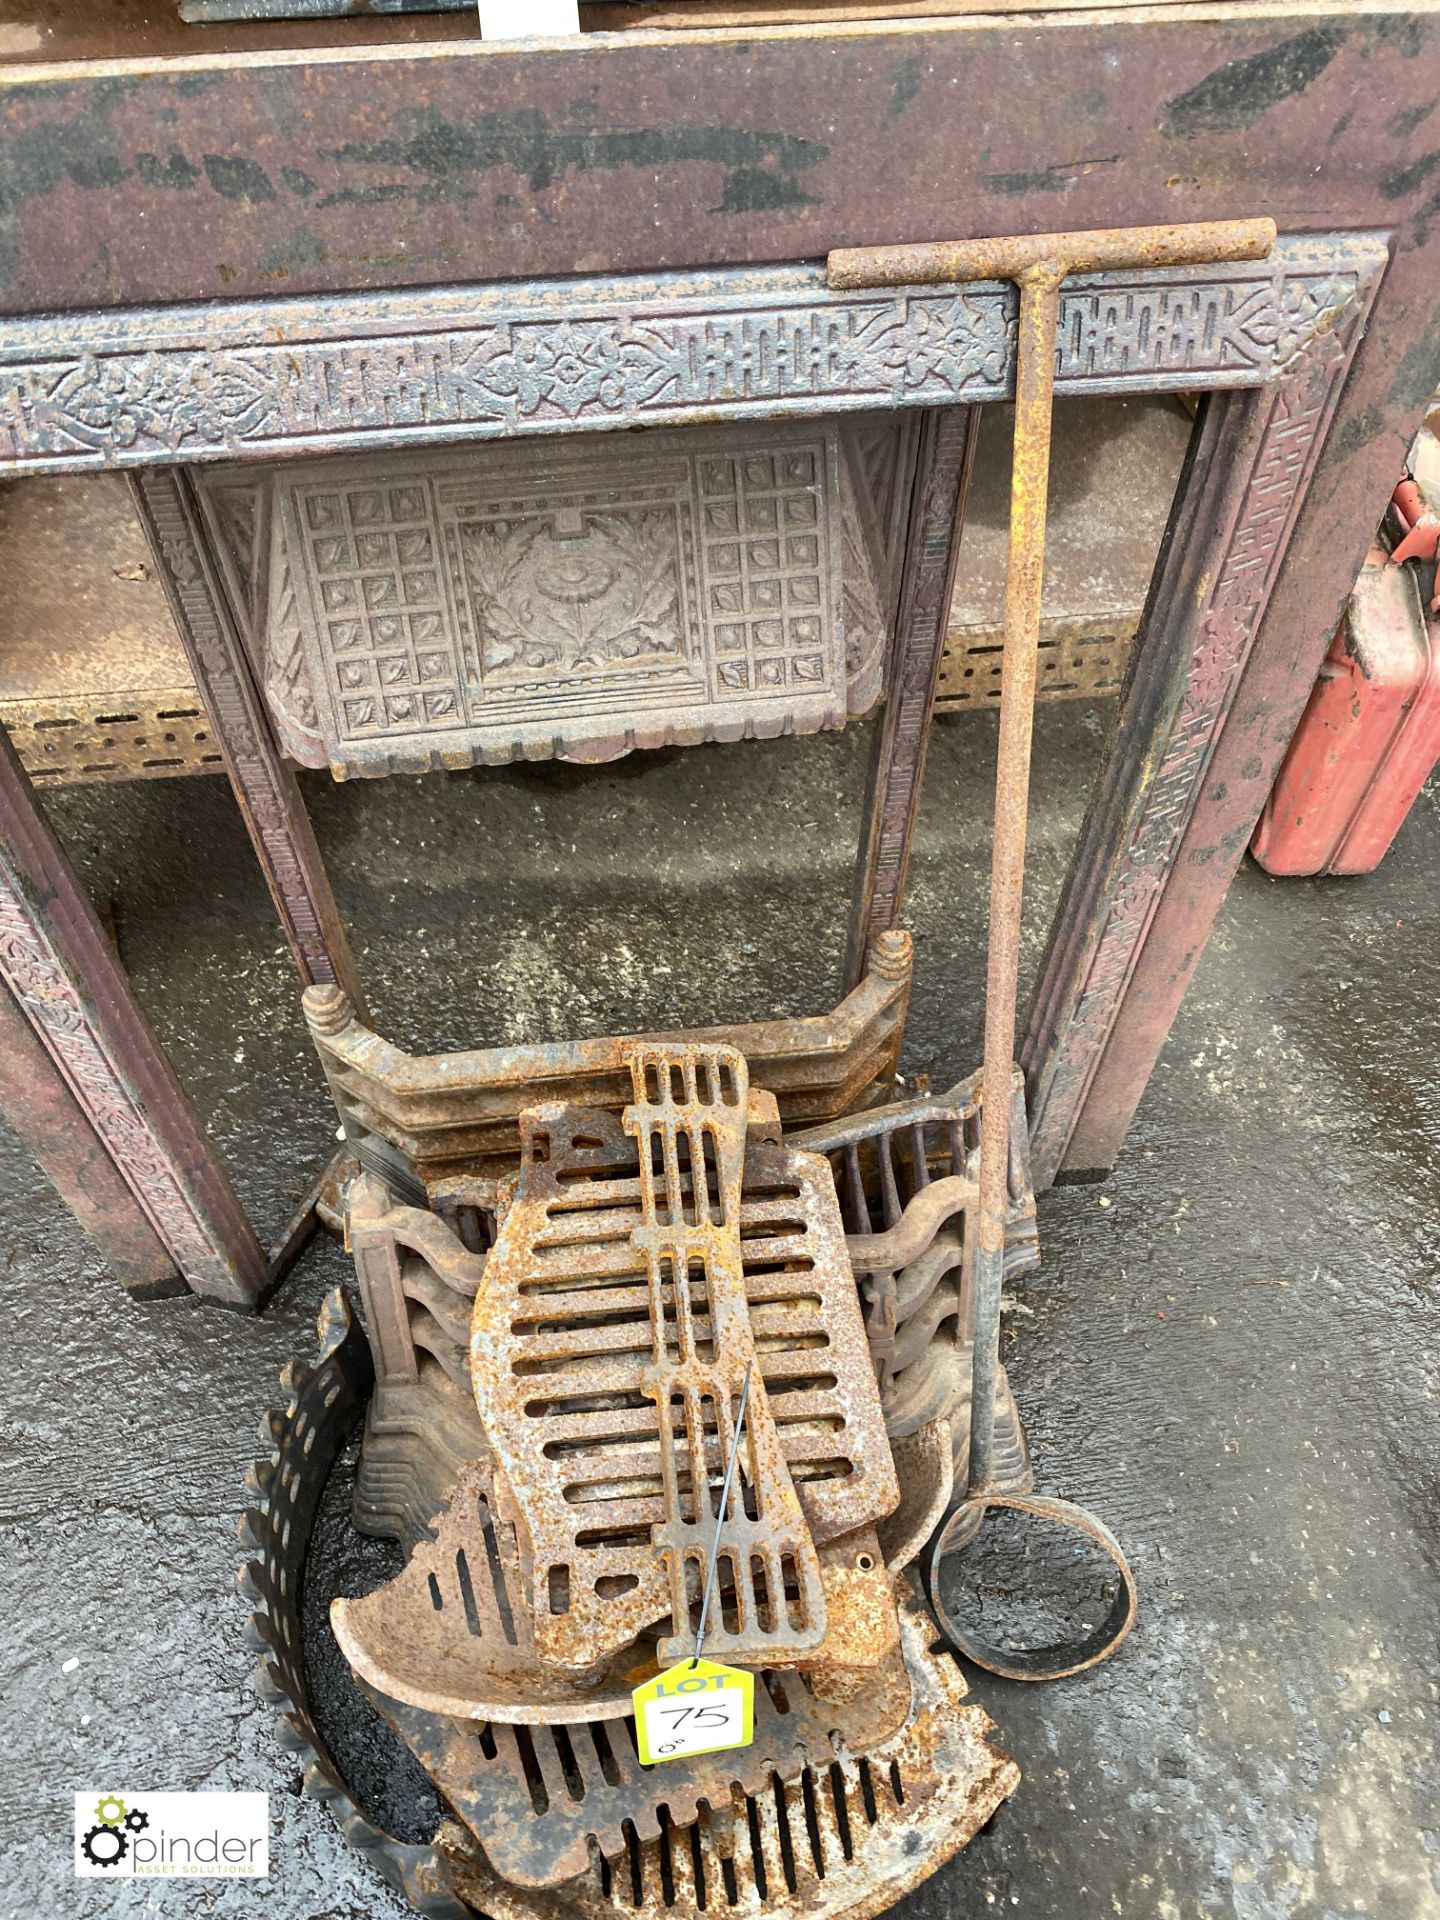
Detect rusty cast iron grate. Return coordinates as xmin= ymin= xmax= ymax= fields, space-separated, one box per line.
xmin=303 ymin=928 xmax=914 ymax=1207
xmin=293 ymin=1028 xmax=1028 ymax=1915
xmin=431 ymin=1596 xmax=1016 ymax=1917
xmin=334 ymin=1045 xmax=903 ymax=1733
xmin=240 ymin=1288 xmax=1018 ymax=1920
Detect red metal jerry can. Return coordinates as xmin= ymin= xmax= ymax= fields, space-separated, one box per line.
xmin=1251 ymin=545 xmax=1440 ymax=876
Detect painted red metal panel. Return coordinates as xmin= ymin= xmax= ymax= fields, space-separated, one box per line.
xmin=1251 ymin=550 xmax=1440 ymax=876
xmin=0 ymin=15 xmax=1434 ymax=317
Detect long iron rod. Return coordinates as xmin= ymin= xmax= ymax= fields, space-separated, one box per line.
xmin=828 ymin=217 xmax=1277 ymax=290
xmin=830 ymin=218 xmax=1277 ymax=1495
xmin=829 ymin=217 xmax=1276 ymax=1496
xmin=967 ymin=266 xmax=1061 ymax=1490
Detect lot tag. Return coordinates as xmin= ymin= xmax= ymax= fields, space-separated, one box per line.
xmin=477 ymin=1 xmax=580 ymax=38
xmin=633 ymin=1659 xmax=755 ymax=1766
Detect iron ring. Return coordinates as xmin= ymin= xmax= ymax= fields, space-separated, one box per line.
xmin=924 ymin=1490 xmax=1138 ymax=1681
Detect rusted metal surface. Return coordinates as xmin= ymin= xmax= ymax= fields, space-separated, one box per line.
xmin=874 ymin=1418 xmax=953 ymax=1574
xmin=346 ymin=1171 xmax=494 ymax=1548
xmin=0 ymin=18 xmax=1430 ymax=321
xmin=626 ymin=1045 xmax=828 ymax=1668
xmin=0 ymin=475 xmax=222 ymax=786
xmin=433 ymin=1594 xmax=1016 ymax=1920
xmin=0 ymin=225 xmax=1390 ymax=1252
xmin=972 ymin=258 xmax=1064 ymax=1491
xmin=936 ymin=396 xmax=1192 ymax=713
xmin=842 ymin=1174 xmax=976 ymax=1273
xmin=245 ymin=1294 xmax=1016 ymax=1910
xmin=305 ymin=929 xmax=912 ymax=1197
xmin=335 ymin=1057 xmax=899 ymax=1764
xmin=1022 ymin=246 xmax=1385 ymax=1185
xmin=833 ymin=219 xmax=1269 ymax=1481
xmin=238 ymin=1288 xmax=475 ymax=1920
xmin=828 ymin=218 xmax=1277 ymax=292
xmin=2 ymin=688 xmax=222 ymax=786
xmin=938 ymin=617 xmax=1133 ymax=711
xmin=925 ymin=1491 xmax=1139 ymax=1682
xmin=332 ymin=1458 xmax=645 ymax=1723
xmin=846 ymin=406 xmax=975 ymax=990
xmin=0 ymin=228 xmax=1377 ymax=1281
xmin=194 ymin=419 xmax=902 ymax=778
xmin=793 ymin=1074 xmax=1034 ymax=1498
xmin=633 ymin=1046 xmax=891 ymax=1672
xmin=346 ymin=1091 xmax=905 ymax=1568
xmin=0 ymin=975 xmax=184 ymax=1297
xmin=362 ymin=1635 xmax=914 ymax=1892
xmin=834 ymin=220 xmax=1271 ymax=1671
xmin=459 ymin=1054 xmax=895 ymax=1677
xmin=241 ymin=1289 xmax=1015 ymax=1920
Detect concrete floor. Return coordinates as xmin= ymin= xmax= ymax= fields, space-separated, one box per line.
xmin=2 ymin=700 xmax=1438 ymax=1920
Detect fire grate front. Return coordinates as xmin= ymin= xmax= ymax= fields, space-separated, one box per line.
xmin=433 ymin=1593 xmax=1017 ymax=1920
xmin=304 ymin=929 xmax=913 ymax=1209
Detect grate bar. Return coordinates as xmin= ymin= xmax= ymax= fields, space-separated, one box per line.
xmin=625 ymin=1044 xmax=827 ymax=1668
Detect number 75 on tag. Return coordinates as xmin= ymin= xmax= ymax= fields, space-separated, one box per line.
xmin=632 ymin=1660 xmax=755 ymax=1766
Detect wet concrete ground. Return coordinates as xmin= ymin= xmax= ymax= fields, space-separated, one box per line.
xmin=2 ymin=700 xmax=1437 ymax=1919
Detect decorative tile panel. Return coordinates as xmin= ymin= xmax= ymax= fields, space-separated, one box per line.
xmin=213 ymin=419 xmax=901 ymax=775
xmin=286 ymin=481 xmax=462 ymax=742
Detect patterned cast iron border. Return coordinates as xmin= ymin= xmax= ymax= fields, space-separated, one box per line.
xmin=0 ymin=235 xmax=1384 ymax=474
xmin=1022 ymin=244 xmax=1386 ymax=1183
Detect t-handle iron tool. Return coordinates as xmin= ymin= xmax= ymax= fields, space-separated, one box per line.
xmin=829 ymin=217 xmax=1276 ymax=1677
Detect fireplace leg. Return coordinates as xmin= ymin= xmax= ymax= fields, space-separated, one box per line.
xmin=129 ymin=468 xmax=369 ymax=1020
xmin=0 ymin=976 xmax=185 ymax=1298
xmin=0 ymin=723 xmax=268 ymax=1306
xmin=847 ymin=407 xmax=978 ymax=990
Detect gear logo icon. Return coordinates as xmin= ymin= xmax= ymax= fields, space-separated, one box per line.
xmin=79 ymin=1793 xmax=143 ymax=1872
xmin=81 ymin=1824 xmax=129 ymax=1869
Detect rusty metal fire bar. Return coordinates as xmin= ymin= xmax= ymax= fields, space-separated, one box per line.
xmin=830 ymin=218 xmax=1275 ymax=1676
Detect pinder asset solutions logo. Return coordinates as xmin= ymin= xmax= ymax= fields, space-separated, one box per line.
xmin=74 ymin=1792 xmax=268 ymax=1878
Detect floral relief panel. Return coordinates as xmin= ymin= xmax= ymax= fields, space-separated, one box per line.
xmin=199 ymin=417 xmax=907 ymax=777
